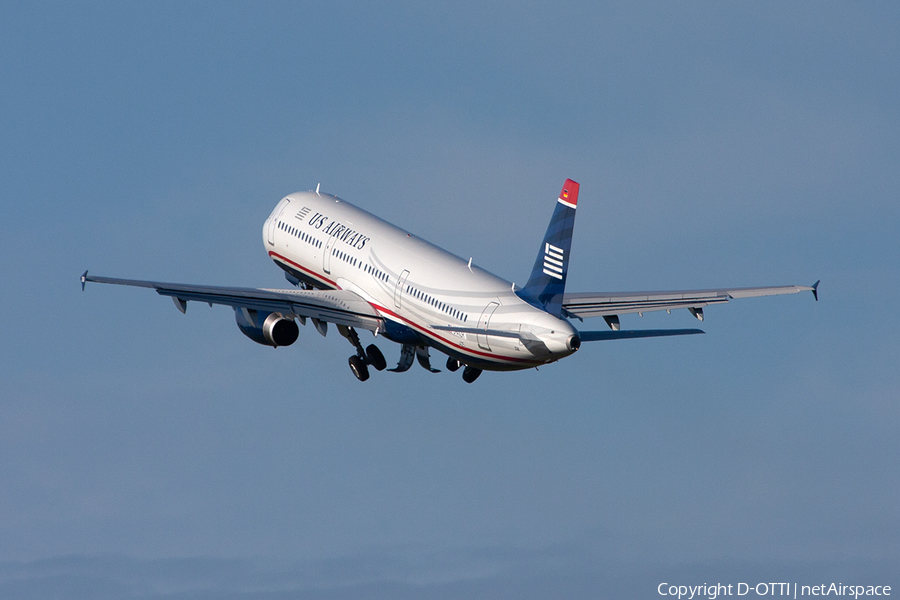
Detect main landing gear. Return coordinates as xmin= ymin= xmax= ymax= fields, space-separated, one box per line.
xmin=448 ymin=356 xmax=481 ymax=383
xmin=462 ymin=366 xmax=482 ymax=383
xmin=348 ymin=355 xmax=369 ymax=382
xmin=338 ymin=326 xmax=483 ymax=384
xmin=339 ymin=325 xmax=386 ymax=382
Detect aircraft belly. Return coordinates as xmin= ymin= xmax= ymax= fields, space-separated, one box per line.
xmin=379 ymin=319 xmax=422 ymax=345
xmin=433 ymin=341 xmax=541 ymax=371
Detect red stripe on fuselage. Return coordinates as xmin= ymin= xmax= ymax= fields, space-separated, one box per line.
xmin=269 ymin=251 xmax=339 ymax=290
xmin=368 ymin=301 xmax=536 ymax=366
xmin=268 ymin=250 xmax=539 ymax=368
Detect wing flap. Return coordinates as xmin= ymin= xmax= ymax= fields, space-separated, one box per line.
xmin=82 ymin=273 xmax=384 ymax=331
xmin=563 ymin=284 xmax=816 ymax=318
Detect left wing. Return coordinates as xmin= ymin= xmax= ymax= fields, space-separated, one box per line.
xmin=563 ymin=282 xmax=819 ymax=322
xmin=80 ymin=271 xmax=384 ymax=331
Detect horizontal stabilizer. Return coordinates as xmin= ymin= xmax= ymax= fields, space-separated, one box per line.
xmin=579 ymin=328 xmax=705 ymax=341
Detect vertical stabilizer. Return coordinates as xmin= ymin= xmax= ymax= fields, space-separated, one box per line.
xmin=516 ymin=179 xmax=579 ymax=317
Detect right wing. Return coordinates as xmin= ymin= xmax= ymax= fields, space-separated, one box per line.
xmin=562 ymin=282 xmax=819 ymax=321
xmin=80 ymin=271 xmax=384 ymax=331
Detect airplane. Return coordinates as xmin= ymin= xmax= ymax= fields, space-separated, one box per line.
xmin=81 ymin=179 xmax=818 ymax=383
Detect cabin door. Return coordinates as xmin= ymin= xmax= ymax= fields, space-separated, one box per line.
xmin=323 ymin=234 xmax=337 ymax=274
xmin=394 ymin=270 xmax=410 ymax=309
xmin=476 ymin=301 xmax=500 ymax=351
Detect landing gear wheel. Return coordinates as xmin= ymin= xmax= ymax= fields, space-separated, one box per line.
xmin=365 ymin=344 xmax=387 ymax=371
xmin=349 ymin=355 xmax=370 ymax=381
xmin=446 ymin=357 xmax=461 ymax=372
xmin=462 ymin=366 xmax=482 ymax=383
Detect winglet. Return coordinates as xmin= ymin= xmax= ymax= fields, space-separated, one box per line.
xmin=811 ymin=280 xmax=819 ymax=302
xmin=81 ymin=270 xmax=88 ymax=291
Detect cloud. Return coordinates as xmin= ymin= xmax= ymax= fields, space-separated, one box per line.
xmin=1 ymin=549 xmax=897 ymax=600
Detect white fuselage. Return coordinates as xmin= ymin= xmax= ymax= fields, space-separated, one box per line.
xmin=262 ymin=191 xmax=579 ymax=371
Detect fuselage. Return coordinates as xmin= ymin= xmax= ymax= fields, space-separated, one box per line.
xmin=262 ymin=191 xmax=579 ymax=371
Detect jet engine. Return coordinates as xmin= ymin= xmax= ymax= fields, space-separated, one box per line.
xmin=234 ymin=308 xmax=299 ymax=347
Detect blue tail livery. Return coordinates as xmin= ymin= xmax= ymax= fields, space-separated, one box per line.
xmin=517 ymin=179 xmax=579 ymax=317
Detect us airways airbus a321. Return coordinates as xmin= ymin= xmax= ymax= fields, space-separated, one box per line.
xmin=81 ymin=180 xmax=818 ymax=383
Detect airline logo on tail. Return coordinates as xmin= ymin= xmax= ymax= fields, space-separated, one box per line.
xmin=516 ymin=178 xmax=580 ymax=317
xmin=543 ymin=243 xmax=565 ymax=279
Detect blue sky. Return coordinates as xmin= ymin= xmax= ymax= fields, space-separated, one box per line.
xmin=1 ymin=2 xmax=898 ymax=597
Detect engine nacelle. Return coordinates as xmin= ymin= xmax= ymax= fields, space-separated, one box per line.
xmin=234 ymin=308 xmax=299 ymax=347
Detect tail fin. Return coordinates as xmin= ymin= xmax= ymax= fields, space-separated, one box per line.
xmin=516 ymin=179 xmax=579 ymax=317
